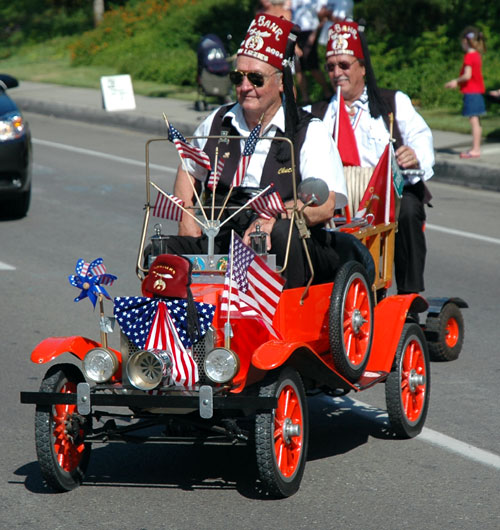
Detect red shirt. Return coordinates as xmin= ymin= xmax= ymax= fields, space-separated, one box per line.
xmin=459 ymin=50 xmax=485 ymax=94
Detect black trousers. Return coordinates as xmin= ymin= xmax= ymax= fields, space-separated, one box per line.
xmin=395 ymin=181 xmax=427 ymax=294
xmin=165 ymin=218 xmax=339 ymax=290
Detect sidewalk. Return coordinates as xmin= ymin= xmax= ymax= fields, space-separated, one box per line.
xmin=11 ymin=81 xmax=500 ymax=192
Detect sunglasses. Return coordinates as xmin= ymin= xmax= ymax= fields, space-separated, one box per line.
xmin=326 ymin=59 xmax=359 ymax=72
xmin=229 ymin=70 xmax=277 ymax=88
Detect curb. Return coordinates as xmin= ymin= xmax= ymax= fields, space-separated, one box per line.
xmin=434 ymin=160 xmax=500 ymax=192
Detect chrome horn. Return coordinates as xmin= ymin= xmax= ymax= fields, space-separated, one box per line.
xmin=126 ymin=349 xmax=172 ymax=390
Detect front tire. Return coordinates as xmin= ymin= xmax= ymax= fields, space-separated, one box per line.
xmin=255 ymin=367 xmax=308 ymax=498
xmin=385 ymin=324 xmax=430 ymax=438
xmin=34 ymin=364 xmax=91 ymax=491
xmin=329 ymin=261 xmax=374 ymax=382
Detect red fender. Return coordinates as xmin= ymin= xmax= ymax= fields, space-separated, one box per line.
xmin=252 ymin=340 xmax=307 ymax=370
xmin=367 ymin=294 xmax=428 ymax=373
xmin=30 ymin=336 xmax=117 ymax=365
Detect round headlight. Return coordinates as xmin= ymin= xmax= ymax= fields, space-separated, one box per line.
xmin=204 ymin=347 xmax=239 ymax=384
xmin=83 ymin=348 xmax=118 ymax=383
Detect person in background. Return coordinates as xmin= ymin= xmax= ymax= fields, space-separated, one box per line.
xmin=291 ymin=0 xmax=332 ymax=104
xmin=445 ymin=27 xmax=486 ymax=159
xmin=306 ymin=20 xmax=435 ymax=296
xmin=258 ymin=0 xmax=292 ymax=20
xmin=166 ymin=13 xmax=347 ymax=289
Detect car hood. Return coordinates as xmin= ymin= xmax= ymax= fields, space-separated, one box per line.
xmin=0 ymin=91 xmax=20 ymax=117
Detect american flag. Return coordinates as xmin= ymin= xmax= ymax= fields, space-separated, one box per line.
xmin=152 ymin=191 xmax=184 ymax=222
xmin=221 ymin=233 xmax=285 ymax=334
xmin=145 ymin=300 xmax=198 ymax=387
xmin=114 ymin=296 xmax=215 ymax=350
xmin=232 ymin=123 xmax=261 ymax=187
xmin=251 ymin=188 xmax=286 ymax=220
xmin=70 ymin=258 xmax=116 ymax=306
xmin=168 ymin=123 xmax=212 ymax=171
xmin=207 ymin=157 xmax=225 ymax=190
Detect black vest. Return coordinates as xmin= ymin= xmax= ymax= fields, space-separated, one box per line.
xmin=309 ymin=89 xmax=404 ymax=150
xmin=203 ymin=104 xmax=314 ymax=202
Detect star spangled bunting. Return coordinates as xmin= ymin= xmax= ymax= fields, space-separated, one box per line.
xmin=207 ymin=157 xmax=225 ymax=190
xmin=168 ymin=123 xmax=211 ymax=171
xmin=145 ymin=300 xmax=198 ymax=387
xmin=69 ymin=258 xmax=117 ymax=307
xmin=113 ymin=296 xmax=215 ymax=350
xmin=232 ymin=123 xmax=262 ymax=187
xmin=251 ymin=187 xmax=286 ymax=220
xmin=220 ymin=234 xmax=284 ymax=335
xmin=152 ymin=191 xmax=184 ymax=222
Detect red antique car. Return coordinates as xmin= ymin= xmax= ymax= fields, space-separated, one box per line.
xmin=21 ymin=136 xmax=466 ymax=497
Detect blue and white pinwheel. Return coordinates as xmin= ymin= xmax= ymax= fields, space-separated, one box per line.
xmin=68 ymin=258 xmax=117 ymax=307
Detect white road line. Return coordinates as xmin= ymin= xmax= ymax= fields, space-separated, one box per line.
xmin=419 ymin=428 xmax=500 ymax=470
xmin=32 ymin=138 xmax=177 ymax=173
xmin=426 ymin=223 xmax=500 ymax=245
xmin=349 ymin=398 xmax=500 ymax=470
xmin=0 ymin=261 xmax=16 ymax=270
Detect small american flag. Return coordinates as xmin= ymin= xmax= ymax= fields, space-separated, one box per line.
xmin=145 ymin=300 xmax=198 ymax=387
xmin=221 ymin=233 xmax=285 ymax=334
xmin=232 ymin=123 xmax=261 ymax=187
xmin=251 ymin=188 xmax=286 ymax=220
xmin=168 ymin=123 xmax=212 ymax=171
xmin=152 ymin=192 xmax=184 ymax=222
xmin=207 ymin=157 xmax=225 ymax=190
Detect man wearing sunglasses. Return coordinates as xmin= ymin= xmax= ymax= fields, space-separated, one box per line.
xmin=307 ymin=20 xmax=434 ymax=297
xmin=167 ymin=13 xmax=347 ymax=289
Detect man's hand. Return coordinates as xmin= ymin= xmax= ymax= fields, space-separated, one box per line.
xmin=395 ymin=145 xmax=420 ymax=169
xmin=243 ymin=217 xmax=276 ymax=251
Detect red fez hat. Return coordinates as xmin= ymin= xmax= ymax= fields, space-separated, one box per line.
xmin=237 ymin=13 xmax=296 ymax=71
xmin=326 ymin=21 xmax=364 ymax=60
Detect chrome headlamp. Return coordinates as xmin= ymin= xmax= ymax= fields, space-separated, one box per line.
xmin=83 ymin=348 xmax=118 ymax=383
xmin=204 ymin=347 xmax=239 ymax=384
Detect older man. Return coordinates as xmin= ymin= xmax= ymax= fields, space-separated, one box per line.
xmin=167 ymin=13 xmax=347 ymax=288
xmin=308 ymin=21 xmax=434 ymax=294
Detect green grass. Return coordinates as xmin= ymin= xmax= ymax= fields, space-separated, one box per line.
xmin=3 ymin=38 xmax=500 ymax=136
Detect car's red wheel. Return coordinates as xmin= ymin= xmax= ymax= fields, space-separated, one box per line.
xmin=329 ymin=261 xmax=374 ymax=382
xmin=35 ymin=364 xmax=91 ymax=491
xmin=255 ymin=367 xmax=308 ymax=497
xmin=385 ymin=324 xmax=430 ymax=438
xmin=426 ymin=303 xmax=464 ymax=361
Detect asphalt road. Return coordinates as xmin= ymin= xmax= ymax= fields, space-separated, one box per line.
xmin=1 ymin=113 xmax=499 ymax=530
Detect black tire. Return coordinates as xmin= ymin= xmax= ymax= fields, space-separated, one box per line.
xmin=5 ymin=186 xmax=31 ymax=219
xmin=329 ymin=261 xmax=374 ymax=382
xmin=194 ymin=100 xmax=202 ymax=111
xmin=385 ymin=324 xmax=430 ymax=438
xmin=34 ymin=364 xmax=91 ymax=492
xmin=255 ymin=367 xmax=308 ymax=498
xmin=426 ymin=303 xmax=464 ymax=362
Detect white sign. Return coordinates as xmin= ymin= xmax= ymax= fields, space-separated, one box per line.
xmin=100 ymin=74 xmax=136 ymax=112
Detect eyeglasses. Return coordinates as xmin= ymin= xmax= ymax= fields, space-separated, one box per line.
xmin=229 ymin=70 xmax=278 ymax=88
xmin=326 ymin=59 xmax=359 ymax=72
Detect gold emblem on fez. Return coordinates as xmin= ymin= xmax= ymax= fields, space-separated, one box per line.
xmin=152 ymin=271 xmax=173 ymax=292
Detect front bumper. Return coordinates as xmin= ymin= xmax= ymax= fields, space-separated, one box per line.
xmin=20 ymin=383 xmax=277 ymax=419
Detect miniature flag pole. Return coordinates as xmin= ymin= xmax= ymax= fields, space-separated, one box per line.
xmin=224 ymin=230 xmax=235 ymax=348
xmin=98 ymin=293 xmax=108 ymax=348
xmin=150 ymin=181 xmax=207 ymax=229
xmin=212 ymin=146 xmax=219 ymax=222
xmin=219 ymin=184 xmax=273 ymax=228
xmin=163 ymin=113 xmax=209 ymax=225
xmin=385 ymin=113 xmax=394 ymax=224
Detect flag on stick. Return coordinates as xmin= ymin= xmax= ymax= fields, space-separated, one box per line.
xmin=208 ymin=157 xmax=225 ymax=190
xmin=168 ymin=123 xmax=212 ymax=172
xmin=152 ymin=191 xmax=184 ymax=222
xmin=221 ymin=233 xmax=285 ymax=334
xmin=335 ymin=86 xmax=361 ymax=167
xmin=355 ymin=143 xmax=395 ymax=224
xmin=250 ymin=187 xmax=286 ymax=220
xmin=232 ymin=123 xmax=262 ymax=187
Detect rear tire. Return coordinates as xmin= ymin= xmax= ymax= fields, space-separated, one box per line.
xmin=329 ymin=261 xmax=374 ymax=382
xmin=255 ymin=367 xmax=308 ymax=498
xmin=426 ymin=303 xmax=464 ymax=362
xmin=385 ymin=324 xmax=430 ymax=438
xmin=35 ymin=364 xmax=91 ymax=491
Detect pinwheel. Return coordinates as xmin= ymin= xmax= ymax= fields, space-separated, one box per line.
xmin=68 ymin=258 xmax=117 ymax=307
